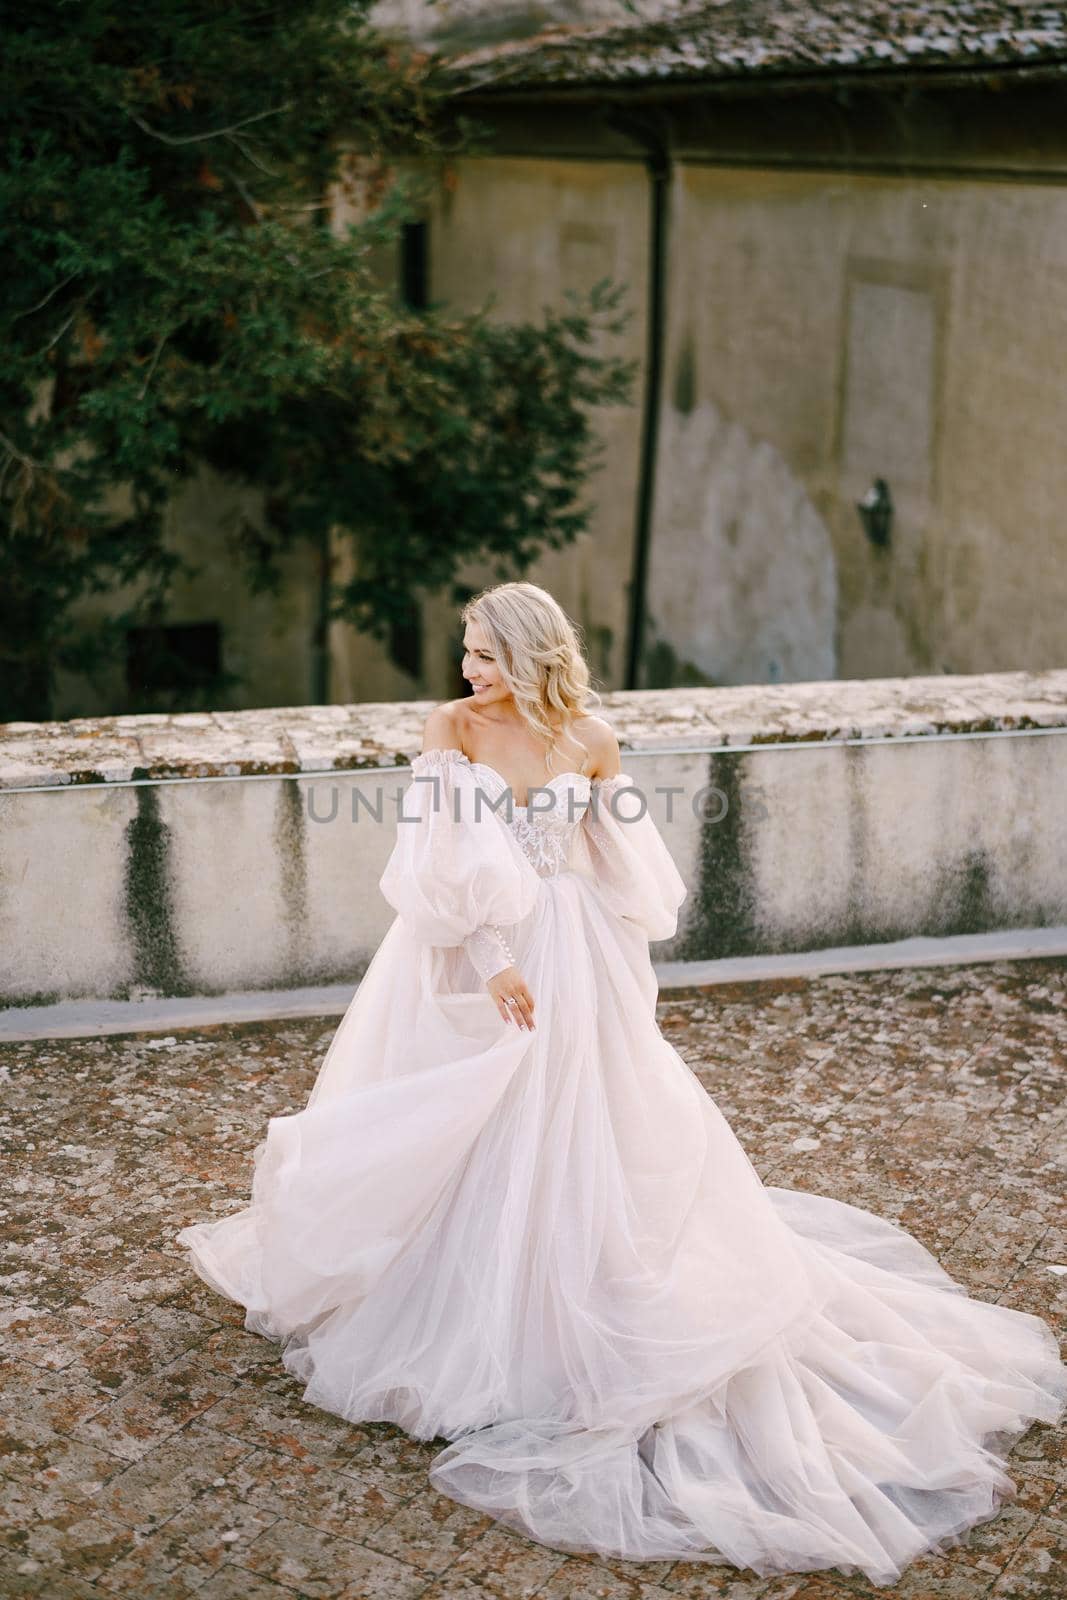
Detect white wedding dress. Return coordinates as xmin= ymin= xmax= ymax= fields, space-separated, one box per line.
xmin=178 ymin=747 xmax=1067 ymax=1587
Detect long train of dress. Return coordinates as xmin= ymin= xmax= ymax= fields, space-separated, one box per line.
xmin=177 ymin=748 xmax=1067 ymax=1587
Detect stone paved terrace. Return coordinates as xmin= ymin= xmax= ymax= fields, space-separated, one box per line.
xmin=3 ymin=956 xmax=1065 ymax=1600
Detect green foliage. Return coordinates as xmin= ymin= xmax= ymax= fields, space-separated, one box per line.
xmin=0 ymin=1 xmax=633 ymax=719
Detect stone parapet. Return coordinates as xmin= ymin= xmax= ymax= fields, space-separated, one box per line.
xmin=2 ymin=674 xmax=1065 ymax=1007
xmin=2 ymin=670 xmax=1065 ymax=790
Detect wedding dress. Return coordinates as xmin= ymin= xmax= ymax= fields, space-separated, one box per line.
xmin=177 ymin=746 xmax=1067 ymax=1587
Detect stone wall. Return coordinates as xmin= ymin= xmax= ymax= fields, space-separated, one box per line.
xmin=2 ymin=674 xmax=1065 ymax=1007
xmin=646 ymin=164 xmax=1067 ymax=685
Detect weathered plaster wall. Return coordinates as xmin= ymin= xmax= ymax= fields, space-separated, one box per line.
xmin=2 ymin=674 xmax=1064 ymax=1007
xmin=647 ymin=396 xmax=837 ymax=686
xmin=647 ymin=166 xmax=1067 ymax=685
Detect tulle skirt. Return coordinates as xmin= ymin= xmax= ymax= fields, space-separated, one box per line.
xmin=178 ymin=868 xmax=1067 ymax=1587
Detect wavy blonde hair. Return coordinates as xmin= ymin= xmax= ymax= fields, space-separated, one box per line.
xmin=461 ymin=582 xmax=603 ymax=774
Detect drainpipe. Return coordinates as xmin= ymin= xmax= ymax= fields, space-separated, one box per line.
xmin=312 ymin=523 xmax=332 ymax=706
xmin=607 ymin=109 xmax=672 ymax=691
xmin=312 ymin=180 xmax=334 ymax=708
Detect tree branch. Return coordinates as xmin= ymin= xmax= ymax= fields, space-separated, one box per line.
xmin=222 ymin=166 xmax=265 ymax=222
xmin=224 ymin=131 xmax=278 ymax=177
xmin=124 ymin=102 xmax=292 ymax=147
xmin=0 ymin=429 xmax=44 ymax=474
xmin=15 ymin=272 xmax=80 ymax=320
xmin=0 ymin=430 xmax=88 ymax=485
xmin=36 ymin=311 xmax=77 ymax=358
xmin=138 ymin=333 xmax=168 ymax=400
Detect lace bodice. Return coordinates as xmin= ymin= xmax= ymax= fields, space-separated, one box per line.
xmin=507 ymin=802 xmax=582 ymax=877
xmin=410 ymin=747 xmax=627 ymax=880
xmin=391 ymin=747 xmax=681 ymax=985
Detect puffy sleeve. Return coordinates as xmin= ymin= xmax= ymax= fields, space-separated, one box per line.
xmin=379 ymin=748 xmax=543 ymax=983
xmin=574 ymin=773 xmax=688 ymax=942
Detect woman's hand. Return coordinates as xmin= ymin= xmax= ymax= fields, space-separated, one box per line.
xmin=487 ymin=966 xmax=536 ymax=1031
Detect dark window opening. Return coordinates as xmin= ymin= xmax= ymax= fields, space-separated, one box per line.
xmin=389 ymin=607 xmax=423 ymax=682
xmin=449 ymin=585 xmax=476 ymax=698
xmin=126 ymin=620 xmax=223 ymax=708
xmin=400 ymin=221 xmax=429 ymax=311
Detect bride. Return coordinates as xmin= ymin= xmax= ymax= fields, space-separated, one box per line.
xmin=178 ymin=580 xmax=1067 ymax=1586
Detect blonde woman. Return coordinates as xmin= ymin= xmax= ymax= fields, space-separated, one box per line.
xmin=179 ymin=582 xmax=1067 ymax=1586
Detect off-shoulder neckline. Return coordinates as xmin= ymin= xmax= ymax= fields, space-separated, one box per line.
xmin=411 ymin=746 xmax=626 ymax=807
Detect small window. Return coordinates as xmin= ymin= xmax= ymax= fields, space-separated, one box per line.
xmin=400 ymin=221 xmax=429 ymax=311
xmin=449 ymin=586 xmax=476 ymax=697
xmin=126 ymin=620 xmax=222 ymax=704
xmin=389 ymin=608 xmax=423 ymax=682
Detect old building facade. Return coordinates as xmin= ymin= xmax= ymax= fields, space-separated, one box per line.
xmin=422 ymin=1 xmax=1067 ymax=690
xmin=53 ymin=3 xmax=1067 ymax=714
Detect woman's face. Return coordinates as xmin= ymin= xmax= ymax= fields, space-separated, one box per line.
xmin=461 ymin=619 xmax=509 ymax=707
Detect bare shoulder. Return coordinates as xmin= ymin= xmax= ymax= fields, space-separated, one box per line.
xmin=420 ymin=701 xmax=467 ymax=754
xmin=570 ymin=714 xmax=621 ymax=780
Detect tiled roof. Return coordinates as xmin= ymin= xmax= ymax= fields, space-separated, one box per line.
xmin=447 ymin=2 xmax=1067 ymax=92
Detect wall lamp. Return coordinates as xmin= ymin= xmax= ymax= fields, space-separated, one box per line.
xmin=857 ymin=477 xmax=893 ymax=548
